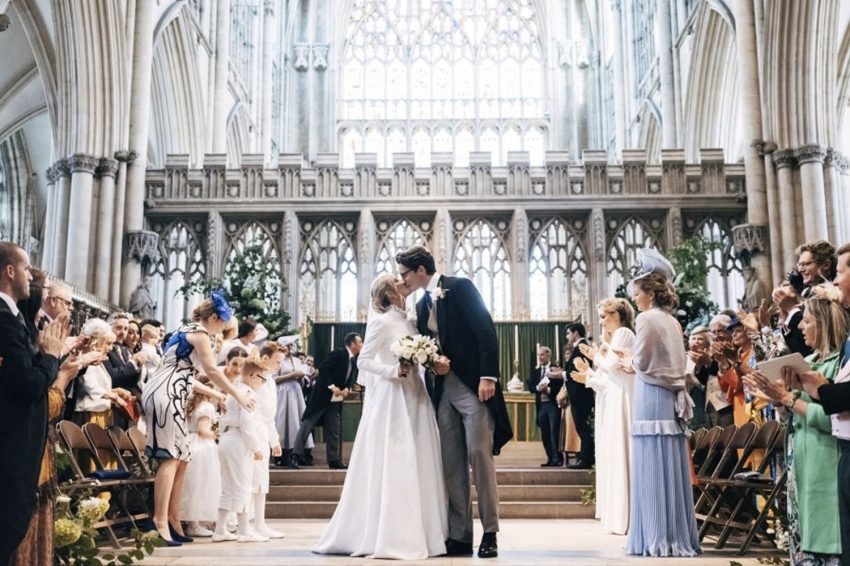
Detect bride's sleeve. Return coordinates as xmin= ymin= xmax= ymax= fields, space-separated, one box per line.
xmin=357 ymin=316 xmax=398 ymax=381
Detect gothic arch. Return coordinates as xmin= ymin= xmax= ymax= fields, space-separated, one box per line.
xmin=636 ymin=100 xmax=662 ymax=164
xmin=226 ymin=103 xmax=252 ymax=167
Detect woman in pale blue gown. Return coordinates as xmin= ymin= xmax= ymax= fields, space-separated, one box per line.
xmin=624 ymin=249 xmax=700 ymax=557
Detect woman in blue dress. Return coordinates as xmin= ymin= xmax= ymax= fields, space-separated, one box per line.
xmin=624 ymin=249 xmax=701 ymax=557
xmin=142 ymin=292 xmax=255 ymax=545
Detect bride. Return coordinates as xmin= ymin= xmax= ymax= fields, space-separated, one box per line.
xmin=314 ymin=274 xmax=448 ymax=560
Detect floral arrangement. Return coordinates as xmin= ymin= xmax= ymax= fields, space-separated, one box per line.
xmin=390 ymin=334 xmax=440 ymax=373
xmin=54 ymin=492 xmax=163 ymax=565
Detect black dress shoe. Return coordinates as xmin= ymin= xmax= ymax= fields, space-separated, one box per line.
xmin=287 ymin=454 xmax=300 ymax=469
xmin=444 ymin=538 xmax=473 ymax=556
xmin=298 ymin=456 xmax=315 ymax=466
xmin=541 ymin=460 xmax=562 ymax=467
xmin=328 ymin=461 xmax=347 ymax=470
xmin=478 ymin=532 xmax=498 ymax=558
xmin=566 ymin=460 xmax=593 ymax=470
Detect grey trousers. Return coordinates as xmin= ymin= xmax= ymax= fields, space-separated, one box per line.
xmin=293 ymin=402 xmax=342 ymax=463
xmin=438 ymin=371 xmax=499 ymax=542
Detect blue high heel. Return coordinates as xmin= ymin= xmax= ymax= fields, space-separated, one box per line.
xmin=169 ymin=522 xmax=194 ymax=543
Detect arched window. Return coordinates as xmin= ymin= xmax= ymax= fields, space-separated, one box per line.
xmin=606 ymin=216 xmax=665 ymax=298
xmin=452 ymin=217 xmax=511 ymax=320
xmin=225 ymin=221 xmax=283 ymax=313
xmin=299 ymin=218 xmax=358 ymax=321
xmin=374 ymin=218 xmax=432 ymax=276
xmin=690 ymin=216 xmax=745 ymax=309
xmin=528 ymin=217 xmax=589 ymax=321
xmin=149 ymin=220 xmax=206 ymax=330
xmin=339 ymin=0 xmax=547 ymax=167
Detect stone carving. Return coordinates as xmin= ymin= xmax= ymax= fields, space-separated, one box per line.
xmin=0 ymin=14 xmax=11 ymax=33
xmin=592 ymin=209 xmax=605 ymax=257
xmin=312 ymin=44 xmax=329 ymax=70
xmin=96 ymin=158 xmax=119 ymax=178
xmin=772 ymin=149 xmax=797 ymax=169
xmin=669 ymin=206 xmax=683 ymax=246
xmin=68 ymin=154 xmax=100 ymax=174
xmin=741 ymin=266 xmax=769 ymax=311
xmin=294 ymin=44 xmax=310 ymax=71
xmin=794 ymin=144 xmax=828 ymax=165
xmin=128 ymin=276 xmax=157 ymax=320
xmin=732 ymin=223 xmax=769 ymax=257
xmin=127 ymin=230 xmax=161 ymax=265
xmin=514 ymin=210 xmax=527 ymax=264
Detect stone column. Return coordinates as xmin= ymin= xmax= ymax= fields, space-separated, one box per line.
xmin=773 ymin=149 xmax=798 ymax=271
xmin=65 ymin=154 xmax=99 ymax=289
xmin=433 ymin=208 xmax=453 ymax=275
xmin=111 ymin=151 xmax=134 ymax=303
xmin=206 ymin=210 xmax=224 ymax=280
xmin=42 ymin=165 xmax=58 ymax=272
xmin=655 ymin=0 xmax=677 ymax=147
xmin=512 ymin=208 xmax=529 ymax=321
xmin=823 ymin=149 xmax=845 ymax=243
xmin=281 ymin=209 xmax=299 ymax=324
xmin=666 ymin=205 xmax=683 ymax=248
xmin=795 ymin=144 xmax=829 ymax=241
xmin=259 ymin=0 xmax=276 ymax=162
xmin=357 ymin=209 xmax=374 ymax=321
xmin=94 ymin=158 xmax=119 ymax=298
xmin=211 ymin=0 xmax=232 ymax=152
xmin=121 ymin=0 xmax=156 ymax=306
xmin=760 ymin=142 xmax=784 ymax=285
xmin=590 ymin=207 xmax=606 ymax=337
xmin=609 ymin=0 xmax=627 ymax=155
xmin=52 ymin=159 xmax=71 ymax=277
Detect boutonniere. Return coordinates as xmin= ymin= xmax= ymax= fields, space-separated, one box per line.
xmin=433 ymin=287 xmax=448 ymax=300
xmin=406 ymin=309 xmax=418 ymax=322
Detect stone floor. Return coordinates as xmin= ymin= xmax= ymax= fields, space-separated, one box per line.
xmin=136 ymin=519 xmax=776 ymax=565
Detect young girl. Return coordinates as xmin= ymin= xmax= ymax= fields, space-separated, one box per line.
xmin=213 ymin=354 xmax=267 ymax=543
xmin=181 ymin=386 xmax=221 ymax=537
xmin=223 ymin=346 xmax=249 ymax=383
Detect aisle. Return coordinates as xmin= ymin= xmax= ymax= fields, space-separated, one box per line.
xmin=136 ymin=519 xmax=770 ymax=565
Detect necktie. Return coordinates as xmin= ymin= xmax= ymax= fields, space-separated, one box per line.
xmin=423 ymin=290 xmax=433 ymax=311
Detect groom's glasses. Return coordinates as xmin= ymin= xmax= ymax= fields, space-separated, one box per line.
xmin=398 ymin=269 xmax=412 ymax=280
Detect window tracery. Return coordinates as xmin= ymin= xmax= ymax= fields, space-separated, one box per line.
xmin=605 ymin=214 xmax=665 ymax=298
xmin=452 ymin=216 xmax=512 ymax=319
xmin=149 ymin=219 xmax=207 ymax=330
xmin=528 ymin=216 xmax=589 ymax=321
xmin=299 ymin=218 xmax=359 ymax=321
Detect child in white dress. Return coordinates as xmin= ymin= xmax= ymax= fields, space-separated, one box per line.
xmin=213 ymin=355 xmax=267 ymax=543
xmin=181 ymin=389 xmax=221 ymax=537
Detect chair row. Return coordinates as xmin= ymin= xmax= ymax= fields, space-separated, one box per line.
xmin=691 ymin=421 xmax=786 ymax=555
xmin=57 ymin=420 xmax=154 ymax=548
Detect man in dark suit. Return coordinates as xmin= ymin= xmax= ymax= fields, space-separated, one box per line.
xmin=527 ymin=345 xmax=564 ymax=466
xmin=0 ymin=242 xmax=67 ymax=566
xmin=290 ymin=332 xmax=363 ymax=469
xmin=563 ymin=322 xmax=594 ymax=469
xmin=104 ymin=312 xmax=144 ymax=391
xmin=398 ymin=245 xmax=512 ymax=559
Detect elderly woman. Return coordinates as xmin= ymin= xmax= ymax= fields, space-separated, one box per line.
xmin=624 ymin=249 xmax=700 ymax=557
xmin=573 ymin=298 xmax=635 ymax=535
xmin=745 ymin=285 xmax=849 ymax=565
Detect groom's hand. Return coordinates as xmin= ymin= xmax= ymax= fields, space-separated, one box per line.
xmin=478 ymin=380 xmax=496 ymax=402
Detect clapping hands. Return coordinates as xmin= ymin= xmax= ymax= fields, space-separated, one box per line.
xmin=578 ymin=343 xmax=597 ymax=360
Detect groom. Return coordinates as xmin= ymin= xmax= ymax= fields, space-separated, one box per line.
xmin=396 ymin=246 xmax=512 ymax=559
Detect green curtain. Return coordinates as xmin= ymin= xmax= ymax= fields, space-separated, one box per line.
xmin=310 ymin=322 xmax=367 ymax=364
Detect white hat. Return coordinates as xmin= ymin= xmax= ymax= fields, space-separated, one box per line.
xmin=626 ymin=248 xmax=676 ymax=296
xmin=276 ymin=334 xmax=299 ymax=347
xmin=252 ymin=322 xmax=269 ymax=343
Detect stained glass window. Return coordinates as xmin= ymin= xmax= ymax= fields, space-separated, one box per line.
xmin=299 ymin=219 xmax=359 ymax=321
xmin=339 ymin=0 xmax=547 ymax=168
xmin=528 ymin=217 xmax=589 ymax=321
xmin=452 ymin=217 xmax=511 ymax=319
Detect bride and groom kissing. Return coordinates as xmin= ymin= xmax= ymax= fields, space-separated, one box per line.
xmin=314 ymin=246 xmax=513 ymax=560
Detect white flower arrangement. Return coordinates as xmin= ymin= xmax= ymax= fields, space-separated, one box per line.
xmin=432 ymin=287 xmax=448 ymax=300
xmin=390 ymin=334 xmax=440 ymax=375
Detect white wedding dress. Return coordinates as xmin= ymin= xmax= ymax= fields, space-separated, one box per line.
xmin=314 ymin=306 xmax=448 ymax=560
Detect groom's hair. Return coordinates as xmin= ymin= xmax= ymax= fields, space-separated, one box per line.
xmin=395 ymin=246 xmax=436 ymax=275
xmin=343 ymin=332 xmax=361 ymax=347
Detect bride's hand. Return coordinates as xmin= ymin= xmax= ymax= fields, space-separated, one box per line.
xmin=398 ymin=361 xmax=414 ymax=378
xmin=434 ymin=356 xmax=451 ymax=376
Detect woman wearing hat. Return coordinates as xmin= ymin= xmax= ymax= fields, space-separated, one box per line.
xmin=142 ymin=291 xmax=256 ymax=546
xmin=623 ymin=249 xmax=700 ymax=557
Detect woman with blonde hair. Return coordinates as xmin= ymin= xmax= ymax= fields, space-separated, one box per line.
xmin=141 ymin=292 xmax=255 ymax=546
xmin=315 ymin=273 xmax=448 ymax=560
xmin=745 ymin=285 xmax=849 ymax=565
xmin=572 ymin=297 xmax=636 ymax=535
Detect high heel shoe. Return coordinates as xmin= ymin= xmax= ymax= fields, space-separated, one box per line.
xmin=169 ymin=522 xmax=194 ymax=543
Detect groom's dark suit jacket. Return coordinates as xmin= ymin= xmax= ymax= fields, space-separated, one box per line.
xmin=416 ymin=275 xmax=513 ymax=453
xmin=0 ymin=301 xmax=59 ymax=555
xmin=302 ymin=346 xmax=357 ymax=425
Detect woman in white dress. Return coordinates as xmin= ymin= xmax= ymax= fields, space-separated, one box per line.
xmin=181 ymin=392 xmax=220 ymax=537
xmin=574 ymin=298 xmax=636 ymax=535
xmin=314 ymin=274 xmax=448 ymax=560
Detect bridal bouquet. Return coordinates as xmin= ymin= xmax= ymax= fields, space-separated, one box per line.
xmin=390 ymin=334 xmax=439 ymax=373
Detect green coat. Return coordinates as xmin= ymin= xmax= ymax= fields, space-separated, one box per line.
xmin=789 ymin=351 xmax=842 ymax=555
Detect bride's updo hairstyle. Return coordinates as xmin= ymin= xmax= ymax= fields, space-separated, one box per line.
xmin=371 ymin=274 xmax=398 ymax=313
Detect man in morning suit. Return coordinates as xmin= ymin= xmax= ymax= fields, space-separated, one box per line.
xmin=563 ymin=322 xmax=594 ymax=469
xmin=397 ymin=245 xmax=513 ymax=559
xmin=527 ymin=345 xmax=564 ymax=466
xmin=0 ymin=242 xmax=67 ymax=566
xmin=290 ymin=332 xmax=363 ymax=469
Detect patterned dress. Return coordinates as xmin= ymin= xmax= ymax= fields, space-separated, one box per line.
xmin=141 ymin=323 xmax=206 ymax=461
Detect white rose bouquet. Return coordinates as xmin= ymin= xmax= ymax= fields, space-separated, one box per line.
xmin=390 ymin=334 xmax=440 ymax=377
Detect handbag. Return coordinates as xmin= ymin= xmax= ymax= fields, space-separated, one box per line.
xmin=115 ymin=397 xmax=140 ymax=422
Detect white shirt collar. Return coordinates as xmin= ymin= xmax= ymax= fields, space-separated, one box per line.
xmin=426 ymin=272 xmax=442 ymax=293
xmin=0 ymin=292 xmax=20 ymax=317
xmin=346 ymin=347 xmax=355 ymax=359
xmin=782 ymin=307 xmax=801 ymax=328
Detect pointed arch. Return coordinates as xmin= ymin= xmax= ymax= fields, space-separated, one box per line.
xmin=149 ymin=218 xmax=207 ymax=329
xmin=452 ymin=216 xmax=512 ymax=320
xmin=299 ymin=217 xmax=359 ymax=321
xmin=374 ymin=217 xmax=432 ymax=276
xmin=224 ymin=220 xmax=283 ymax=313
xmin=605 ymin=215 xmax=665 ymax=297
xmin=528 ymin=215 xmax=589 ymax=321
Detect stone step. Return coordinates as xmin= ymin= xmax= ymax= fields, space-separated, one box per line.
xmin=266 ymin=501 xmax=596 ymax=520
xmin=268 ymin=484 xmax=587 ymax=502
xmin=269 ymin=468 xmax=592 ymax=487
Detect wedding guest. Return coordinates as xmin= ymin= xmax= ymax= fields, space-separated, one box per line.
xmin=0 ymin=242 xmax=68 ymax=566
xmin=792 ymin=240 xmax=837 ymax=298
xmin=140 ymin=323 xmax=163 ymax=376
xmin=181 ymin=386 xmax=222 ymax=538
xmin=141 ymin=293 xmax=254 ymax=545
xmin=104 ymin=312 xmax=144 ymax=399
xmin=744 ymin=284 xmax=848 ymax=564
xmin=527 ymin=346 xmax=563 ymax=467
xmin=574 ymin=298 xmax=636 ymax=535
xmin=249 ymin=342 xmax=285 ymax=539
xmin=772 ymin=283 xmax=814 ymax=357
xmin=563 ymin=323 xmax=594 ymax=469
xmin=223 ymin=346 xmax=249 ymax=383
xmin=624 ymin=248 xmax=700 ymax=557
xmin=213 ymin=355 xmax=266 ymax=543
xmin=706 ymin=315 xmax=735 ymax=427
xmin=685 ymin=326 xmax=710 ymax=429
xmin=712 ymin=316 xmax=756 ymax=425
xmin=126 ymin=320 xmax=142 ymax=354
xmin=275 ymin=338 xmax=314 ymax=466
xmin=290 ymin=333 xmax=363 ymax=470
xmin=218 ymin=318 xmax=259 ymax=363
xmin=37 ymin=280 xmax=73 ymax=330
